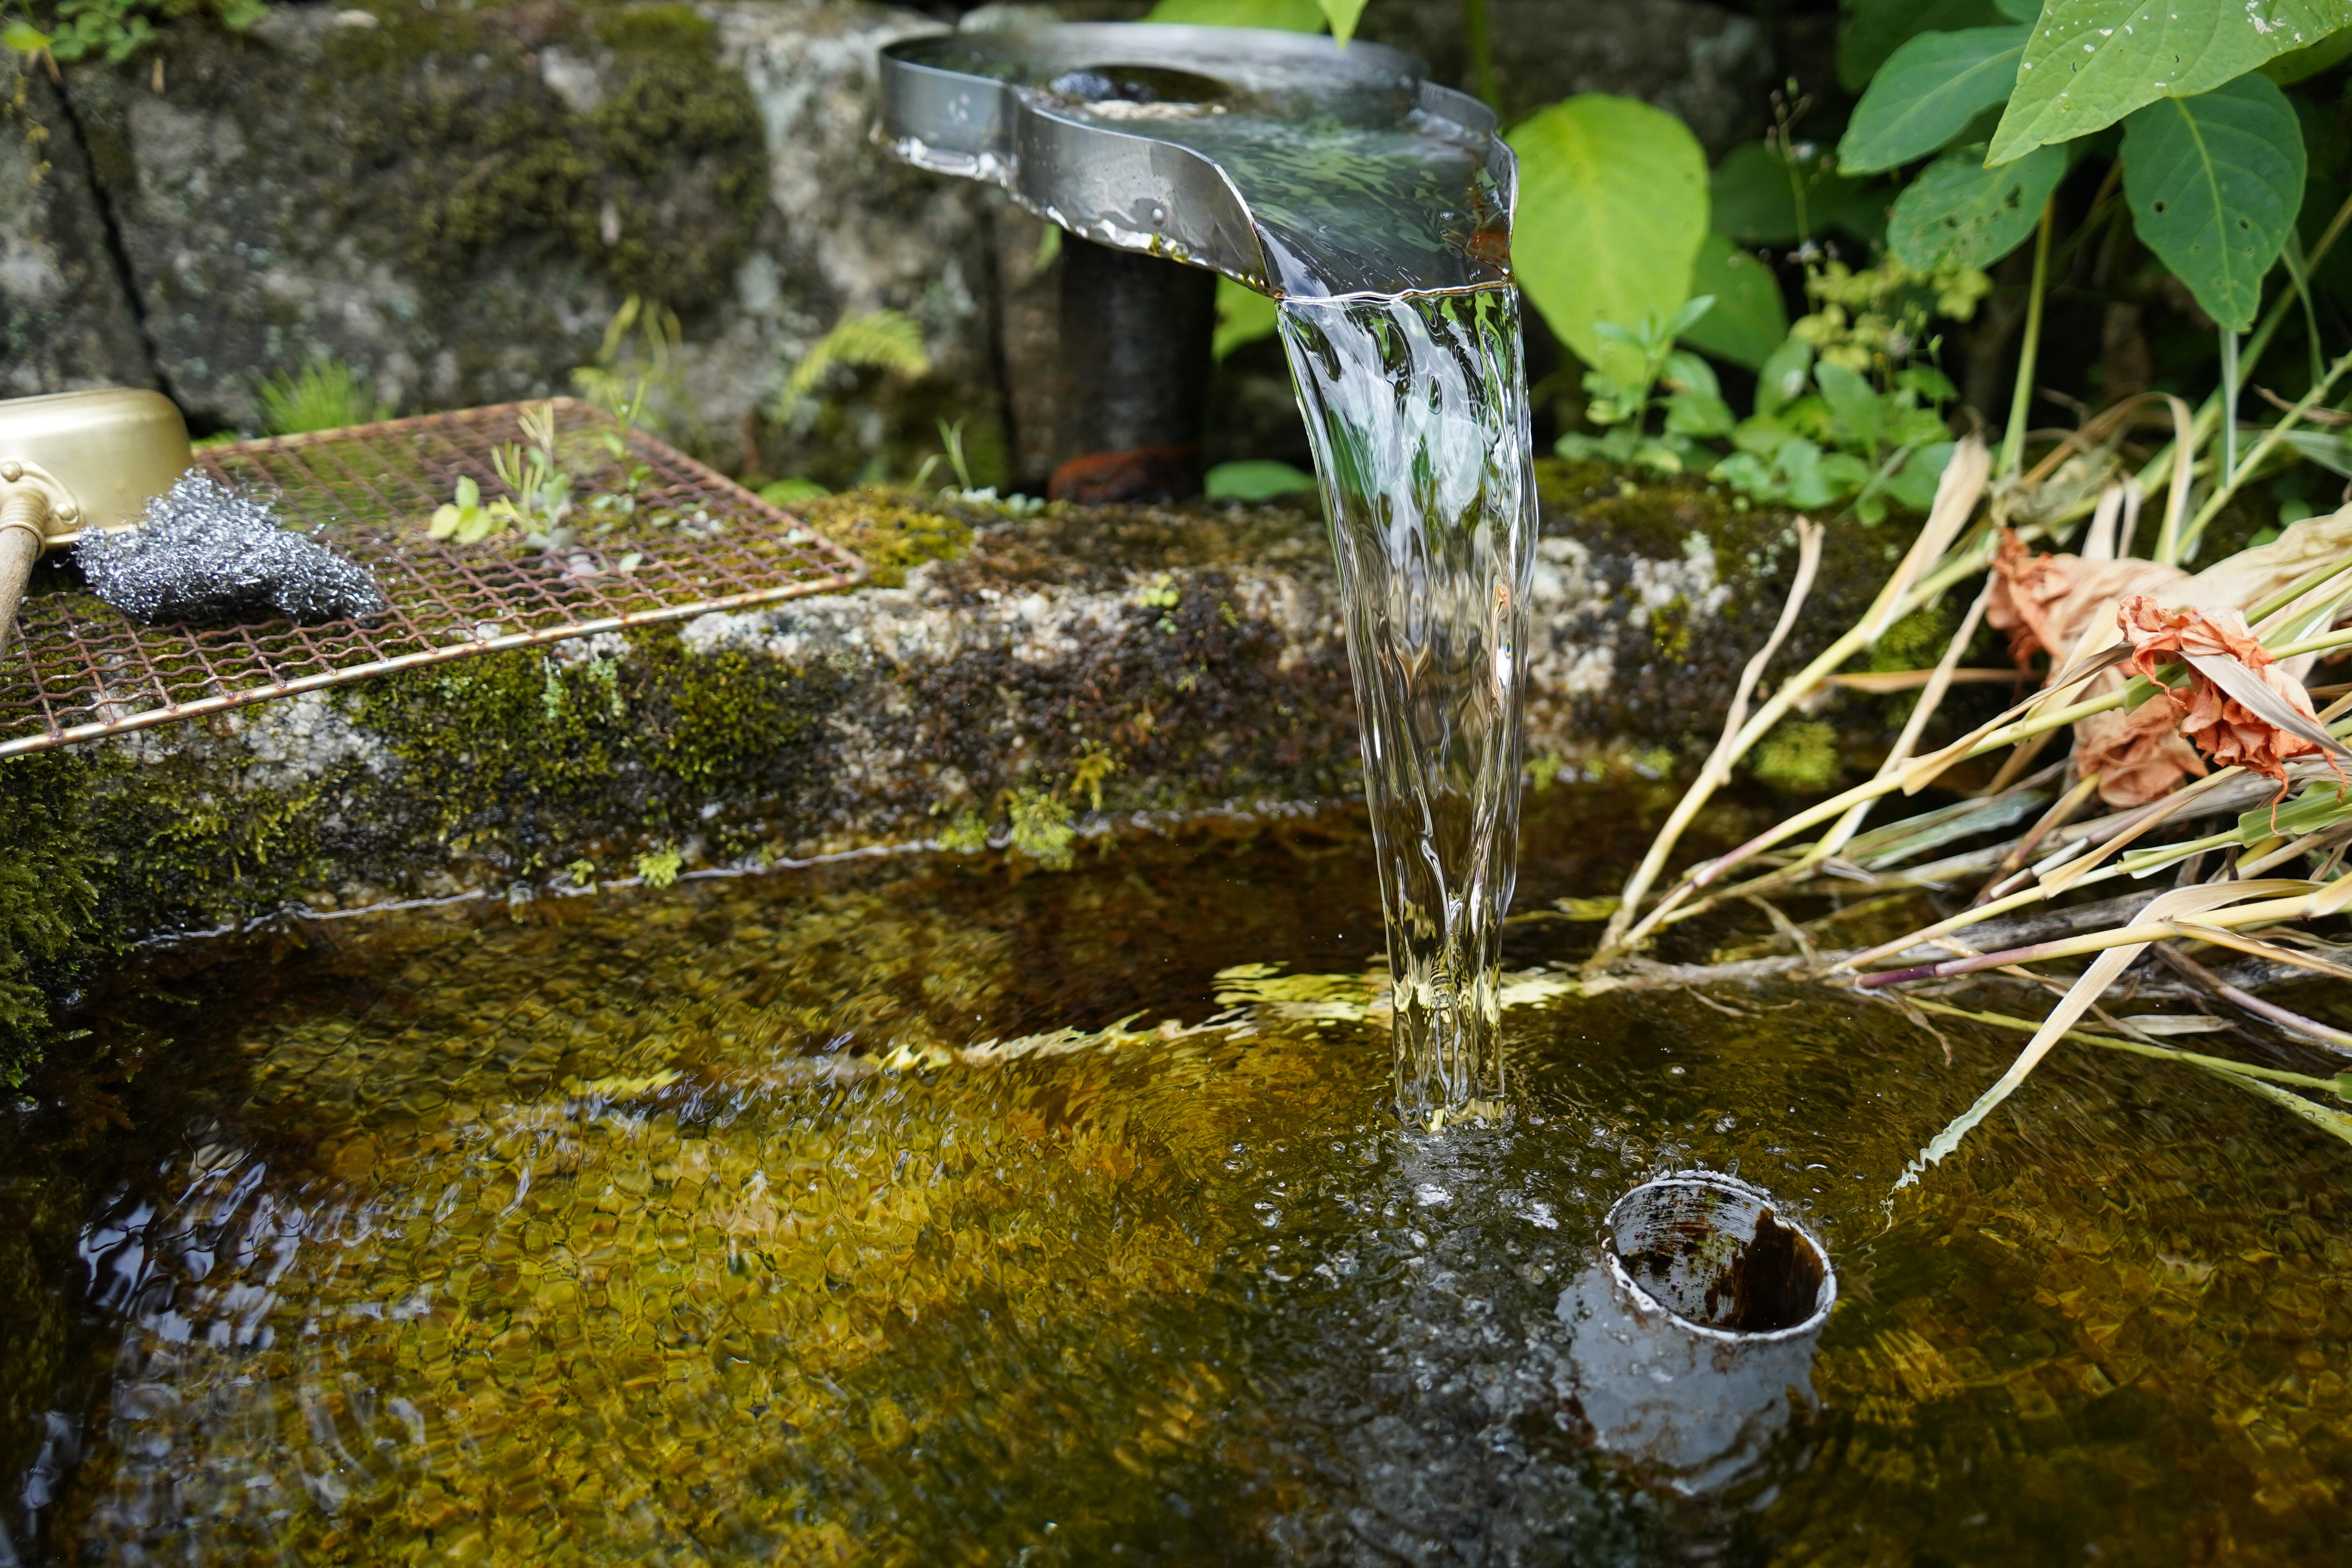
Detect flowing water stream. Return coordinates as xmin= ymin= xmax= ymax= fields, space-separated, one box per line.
xmin=1279 ymin=289 xmax=1531 ymax=1123
xmin=895 ymin=24 xmax=1531 ymax=1120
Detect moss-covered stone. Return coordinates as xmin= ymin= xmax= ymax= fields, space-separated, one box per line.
xmin=799 ymin=489 xmax=978 ymax=589
xmin=331 ymin=1 xmax=765 ymax=312
xmin=0 ymin=474 xmax=1904 ymax=1084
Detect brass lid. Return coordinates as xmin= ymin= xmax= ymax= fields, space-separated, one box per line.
xmin=0 ymin=388 xmax=192 ymax=544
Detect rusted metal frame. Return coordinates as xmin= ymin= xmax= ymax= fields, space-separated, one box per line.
xmin=0 ymin=574 xmax=854 ymax=759
xmin=2 ymin=403 xmax=865 ymax=755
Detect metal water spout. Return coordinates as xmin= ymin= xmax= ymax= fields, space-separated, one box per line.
xmin=879 ymin=22 xmax=1514 ymax=502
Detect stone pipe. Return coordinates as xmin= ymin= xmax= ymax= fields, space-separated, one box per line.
xmin=0 ymin=389 xmax=192 ymax=659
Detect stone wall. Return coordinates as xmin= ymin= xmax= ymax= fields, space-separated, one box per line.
xmin=3 ymin=0 xmax=1803 ymax=486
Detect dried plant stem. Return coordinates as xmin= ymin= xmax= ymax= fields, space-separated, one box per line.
xmin=1590 ymin=519 xmax=1826 ymax=958
xmin=1858 ymin=875 xmax=2352 ymax=987
xmin=1978 ymin=769 xmax=2103 ymax=902
xmin=1593 ymin=441 xmax=1996 ymax=965
xmin=2155 ymin=945 xmax=2352 ymax=1056
xmin=1903 ymin=996 xmax=2347 ymax=1094
xmin=2173 ymin=920 xmax=2352 ymax=983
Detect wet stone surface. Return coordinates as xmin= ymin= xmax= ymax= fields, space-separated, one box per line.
xmin=4 ymin=788 xmax=2350 ymax=1564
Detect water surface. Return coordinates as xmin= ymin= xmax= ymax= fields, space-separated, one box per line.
xmin=5 ymin=790 xmax=2348 ymax=1564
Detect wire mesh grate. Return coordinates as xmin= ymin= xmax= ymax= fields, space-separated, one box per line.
xmin=0 ymin=399 xmax=863 ymax=758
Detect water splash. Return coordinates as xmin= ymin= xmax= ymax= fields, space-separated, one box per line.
xmin=1278 ymin=286 xmax=1535 ymax=1123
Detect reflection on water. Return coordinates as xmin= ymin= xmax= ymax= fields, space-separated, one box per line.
xmin=4 ymin=791 xmax=2351 ymax=1564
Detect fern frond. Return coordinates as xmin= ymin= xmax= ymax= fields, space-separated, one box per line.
xmin=780 ymin=310 xmax=933 ymax=407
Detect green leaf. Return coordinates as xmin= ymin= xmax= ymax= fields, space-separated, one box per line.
xmin=1839 ymin=26 xmax=2031 ymax=175
xmin=1993 ymin=0 xmax=2041 ymax=16
xmin=1885 ymin=441 xmax=1959 ymax=508
xmin=2263 ymin=27 xmax=2352 ymax=82
xmin=2121 ymin=74 xmax=2306 ymax=333
xmin=1508 ymin=96 xmax=1710 ymax=387
xmin=1214 ymin=277 xmax=1280 ymax=360
xmin=2237 ymin=783 xmax=2352 ymax=842
xmin=3 ymin=20 xmax=52 ymax=53
xmin=1145 ymin=0 xmax=1328 ymax=28
xmin=1989 ymin=0 xmax=2352 ymax=166
xmin=1887 ymin=141 xmax=2066 ymax=270
xmin=1838 ymin=0 xmax=2007 ymax=92
xmin=1319 ymin=0 xmax=1369 ymax=45
xmin=1815 ymin=361 xmax=1888 ymax=446
xmin=1754 ymin=338 xmax=1817 ymax=418
xmin=1678 ymin=234 xmax=1789 ymax=369
xmin=1205 ymin=459 xmax=1319 ymax=500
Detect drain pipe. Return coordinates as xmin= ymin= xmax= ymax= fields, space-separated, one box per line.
xmin=1050 ymin=236 xmax=1219 ymax=504
xmin=1561 ymin=1171 xmax=1836 ymax=1492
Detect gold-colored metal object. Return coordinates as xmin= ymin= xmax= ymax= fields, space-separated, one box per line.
xmin=0 ymin=400 xmax=866 ymax=758
xmin=0 ymin=388 xmax=192 ymax=659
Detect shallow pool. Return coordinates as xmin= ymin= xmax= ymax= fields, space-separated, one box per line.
xmin=4 ymin=790 xmax=2348 ymax=1564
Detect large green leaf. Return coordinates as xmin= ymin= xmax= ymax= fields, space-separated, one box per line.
xmin=1319 ymin=0 xmax=1369 ymax=45
xmin=1989 ymin=0 xmax=2352 ymax=165
xmin=2121 ymin=74 xmax=2307 ymax=332
xmin=1712 ymin=142 xmax=1891 ymax=246
xmin=2263 ymin=26 xmax=2352 ymax=83
xmin=1144 ymin=0 xmax=1327 ymax=29
xmin=1840 ymin=25 xmax=2031 ymax=174
xmin=1838 ymin=0 xmax=2007 ymax=91
xmin=1679 ymin=235 xmax=1790 ymax=370
xmin=1886 ymin=142 xmax=2066 ymax=270
xmin=1508 ymin=96 xmax=1710 ymax=384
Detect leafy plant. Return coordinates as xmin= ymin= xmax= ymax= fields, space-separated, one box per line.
xmin=777 ymin=309 xmax=932 ymax=417
xmin=4 ymin=0 xmax=262 ymax=65
xmin=257 ymin=358 xmax=391 ymax=436
xmin=429 ymin=402 xmax=572 ymax=546
xmin=1506 ymin=94 xmax=1710 ymax=387
xmin=572 ymin=294 xmax=695 ymax=446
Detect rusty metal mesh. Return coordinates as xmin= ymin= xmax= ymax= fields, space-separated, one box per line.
xmin=0 ymin=399 xmax=863 ymax=758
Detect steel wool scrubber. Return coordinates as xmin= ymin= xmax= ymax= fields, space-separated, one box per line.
xmin=75 ymin=475 xmax=385 ymax=626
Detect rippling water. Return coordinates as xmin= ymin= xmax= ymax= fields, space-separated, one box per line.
xmin=4 ymin=792 xmax=2349 ymax=1564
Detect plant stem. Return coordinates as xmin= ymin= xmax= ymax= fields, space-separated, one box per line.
xmin=2176 ymin=349 xmax=2352 ymax=559
xmin=1463 ymin=0 xmax=1499 ymax=108
xmin=2220 ymin=327 xmax=2241 ymax=498
xmin=2133 ymin=190 xmax=2352 ymax=515
xmin=1903 ymin=997 xmax=2346 ymax=1093
xmin=1999 ymin=198 xmax=2056 ymax=481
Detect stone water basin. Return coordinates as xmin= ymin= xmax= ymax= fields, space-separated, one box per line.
xmin=3 ymin=786 xmax=2349 ymax=1564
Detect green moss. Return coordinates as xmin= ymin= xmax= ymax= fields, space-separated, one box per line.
xmin=1870 ymin=603 xmax=1956 ymax=673
xmin=1005 ymin=789 xmax=1076 ymax=871
xmin=1751 ymin=719 xmax=1843 ymax=794
xmin=0 ymin=753 xmax=112 ymax=1088
xmin=330 ymin=2 xmax=766 ymax=316
xmin=803 ymin=489 xmax=976 ymax=588
xmin=345 ymin=626 xmax=837 ymax=875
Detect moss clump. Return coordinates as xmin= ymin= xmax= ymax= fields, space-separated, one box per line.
xmin=330 ymin=2 xmax=766 ymax=315
xmin=0 ymin=752 xmax=113 ymax=1088
xmin=1005 ymin=788 xmax=1077 ymax=871
xmin=345 ymin=625 xmax=838 ymax=875
xmin=802 ymin=489 xmax=977 ymax=588
xmin=1751 ymin=719 xmax=1843 ymax=794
